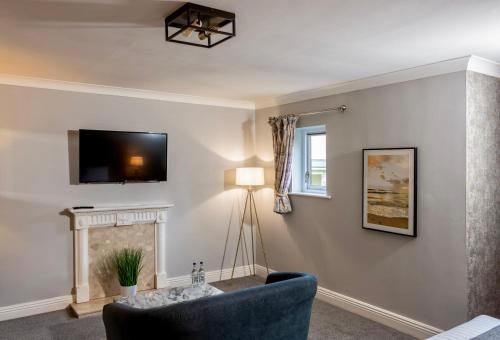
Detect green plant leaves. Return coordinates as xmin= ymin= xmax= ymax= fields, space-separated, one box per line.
xmin=110 ymin=247 xmax=144 ymax=287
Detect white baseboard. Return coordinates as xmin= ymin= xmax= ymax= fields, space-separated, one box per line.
xmin=0 ymin=264 xmax=444 ymax=339
xmin=254 ymin=265 xmax=442 ymax=339
xmin=0 ymin=295 xmax=74 ymax=322
xmin=0 ymin=265 xmax=252 ymax=322
xmin=315 ymin=286 xmax=442 ymax=339
xmin=166 ymin=265 xmax=252 ymax=288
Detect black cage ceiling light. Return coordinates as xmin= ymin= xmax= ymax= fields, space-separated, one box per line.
xmin=165 ymin=3 xmax=235 ymax=48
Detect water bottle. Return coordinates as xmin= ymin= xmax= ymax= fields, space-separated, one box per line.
xmin=198 ymin=261 xmax=205 ymax=286
xmin=191 ymin=262 xmax=198 ymax=287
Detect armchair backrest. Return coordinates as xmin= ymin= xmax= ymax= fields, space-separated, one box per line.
xmin=103 ymin=272 xmax=317 ymax=340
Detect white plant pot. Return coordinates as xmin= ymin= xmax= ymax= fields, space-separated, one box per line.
xmin=120 ymin=285 xmax=137 ymax=297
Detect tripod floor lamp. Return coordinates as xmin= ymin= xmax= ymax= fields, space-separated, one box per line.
xmin=230 ymin=167 xmax=270 ymax=278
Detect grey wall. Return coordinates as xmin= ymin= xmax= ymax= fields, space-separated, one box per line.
xmin=0 ymin=84 xmax=254 ymax=307
xmin=255 ymin=72 xmax=468 ymax=330
xmin=466 ymin=71 xmax=500 ymax=319
xmin=2 ymin=70 xmax=492 ymax=330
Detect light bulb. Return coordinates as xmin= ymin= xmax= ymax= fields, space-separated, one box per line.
xmin=198 ymin=31 xmax=208 ymax=40
xmin=198 ymin=25 xmax=216 ymax=40
xmin=182 ymin=19 xmax=202 ymax=38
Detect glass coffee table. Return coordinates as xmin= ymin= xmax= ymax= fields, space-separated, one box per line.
xmin=114 ymin=284 xmax=223 ymax=309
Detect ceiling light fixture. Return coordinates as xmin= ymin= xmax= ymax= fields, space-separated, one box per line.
xmin=165 ymin=3 xmax=235 ymax=48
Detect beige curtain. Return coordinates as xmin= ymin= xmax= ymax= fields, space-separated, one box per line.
xmin=268 ymin=115 xmax=298 ymax=214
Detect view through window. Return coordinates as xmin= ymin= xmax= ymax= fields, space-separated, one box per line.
xmin=307 ymin=132 xmax=326 ymax=192
xmin=307 ymin=133 xmax=326 ymax=190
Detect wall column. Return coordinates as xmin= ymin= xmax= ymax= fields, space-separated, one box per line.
xmin=466 ymin=71 xmax=500 ymax=318
xmin=74 ymin=216 xmax=90 ymax=303
xmin=155 ymin=210 xmax=168 ymax=288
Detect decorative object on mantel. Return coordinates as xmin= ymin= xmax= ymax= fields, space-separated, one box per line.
xmin=362 ymin=148 xmax=417 ymax=237
xmin=165 ymin=2 xmax=235 ymax=48
xmin=267 ymin=105 xmax=348 ymax=214
xmin=227 ymin=167 xmax=270 ymax=278
xmin=68 ymin=203 xmax=173 ymax=305
xmin=111 ymin=248 xmax=144 ymax=298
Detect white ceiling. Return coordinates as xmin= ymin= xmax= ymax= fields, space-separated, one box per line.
xmin=1 ymin=0 xmax=499 ymax=103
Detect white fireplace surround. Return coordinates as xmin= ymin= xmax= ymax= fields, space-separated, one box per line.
xmin=69 ymin=203 xmax=174 ymax=303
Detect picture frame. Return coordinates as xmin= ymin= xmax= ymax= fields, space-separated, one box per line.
xmin=362 ymin=148 xmax=417 ymax=237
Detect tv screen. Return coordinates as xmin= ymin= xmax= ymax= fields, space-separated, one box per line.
xmin=79 ymin=129 xmax=167 ymax=183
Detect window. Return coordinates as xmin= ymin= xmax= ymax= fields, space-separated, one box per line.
xmin=307 ymin=132 xmax=326 ymax=191
xmin=291 ymin=125 xmax=328 ymax=196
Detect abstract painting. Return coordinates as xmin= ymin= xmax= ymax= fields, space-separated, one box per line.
xmin=362 ymin=148 xmax=417 ymax=236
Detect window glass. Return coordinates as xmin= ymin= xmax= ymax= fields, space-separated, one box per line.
xmin=309 ymin=134 xmax=326 ymax=189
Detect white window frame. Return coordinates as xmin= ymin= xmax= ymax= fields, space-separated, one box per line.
xmin=291 ymin=125 xmax=328 ymax=197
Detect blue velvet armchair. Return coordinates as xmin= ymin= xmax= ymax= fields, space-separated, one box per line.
xmin=103 ymin=272 xmax=317 ymax=340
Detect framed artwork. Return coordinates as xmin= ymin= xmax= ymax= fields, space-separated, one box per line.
xmin=362 ymin=148 xmax=417 ymax=237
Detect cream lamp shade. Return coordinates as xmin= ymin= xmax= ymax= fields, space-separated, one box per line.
xmin=235 ymin=167 xmax=264 ymax=187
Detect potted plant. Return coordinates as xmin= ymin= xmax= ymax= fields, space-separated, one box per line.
xmin=111 ymin=247 xmax=144 ymax=297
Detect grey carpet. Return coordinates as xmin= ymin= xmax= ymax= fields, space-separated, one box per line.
xmin=0 ymin=276 xmax=415 ymax=340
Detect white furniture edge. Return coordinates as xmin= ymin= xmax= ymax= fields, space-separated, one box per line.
xmin=255 ymin=55 xmax=500 ymax=109
xmin=254 ymin=265 xmax=443 ymax=339
xmin=69 ymin=203 xmax=174 ymax=303
xmin=427 ymin=315 xmax=500 ymax=340
xmin=0 ymin=74 xmax=255 ymax=110
xmin=0 ymin=265 xmax=251 ymax=322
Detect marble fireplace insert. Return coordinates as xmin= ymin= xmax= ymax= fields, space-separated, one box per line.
xmin=69 ymin=203 xmax=173 ymax=303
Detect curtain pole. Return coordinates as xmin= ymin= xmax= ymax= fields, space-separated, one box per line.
xmin=273 ymin=105 xmax=348 ymax=118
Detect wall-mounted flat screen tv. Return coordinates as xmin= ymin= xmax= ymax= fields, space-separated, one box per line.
xmin=79 ymin=129 xmax=168 ymax=183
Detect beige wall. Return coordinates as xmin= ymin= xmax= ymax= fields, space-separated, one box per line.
xmin=254 ymin=72 xmax=468 ymax=330
xmin=0 ymin=84 xmax=254 ymax=307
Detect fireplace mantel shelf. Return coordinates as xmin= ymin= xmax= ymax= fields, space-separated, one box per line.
xmin=69 ymin=203 xmax=174 ymax=214
xmin=68 ymin=202 xmax=173 ymax=303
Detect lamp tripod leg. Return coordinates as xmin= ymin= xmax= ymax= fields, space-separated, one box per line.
xmin=219 ymin=194 xmax=237 ymax=280
xmin=231 ymin=190 xmax=249 ymax=279
xmin=240 ymin=217 xmax=252 ymax=276
xmin=251 ymin=192 xmax=270 ymax=276
xmin=237 ymin=190 xmax=252 ymax=276
xmin=249 ymin=190 xmax=255 ymax=276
